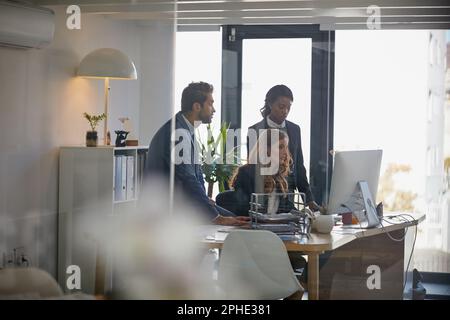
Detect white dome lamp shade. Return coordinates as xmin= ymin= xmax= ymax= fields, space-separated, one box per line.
xmin=78 ymin=48 xmax=137 ymax=145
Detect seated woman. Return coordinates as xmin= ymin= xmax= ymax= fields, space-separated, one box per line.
xmin=229 ymin=129 xmax=309 ymax=283
xmin=230 ymin=129 xmax=296 ymax=215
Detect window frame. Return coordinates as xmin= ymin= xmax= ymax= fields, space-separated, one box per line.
xmin=221 ymin=24 xmax=335 ymax=204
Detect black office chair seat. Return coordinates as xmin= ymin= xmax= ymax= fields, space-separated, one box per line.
xmin=215 ymin=190 xmax=249 ymax=216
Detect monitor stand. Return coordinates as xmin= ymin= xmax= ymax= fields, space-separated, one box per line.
xmin=337 ymin=180 xmax=380 ymax=228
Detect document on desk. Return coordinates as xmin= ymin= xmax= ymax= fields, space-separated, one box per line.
xmin=216 ymin=226 xmax=240 ymax=233
xmin=252 ymin=212 xmax=298 ymax=223
xmin=197 ymin=225 xmax=236 ymax=242
xmin=254 ymin=223 xmax=295 ymax=233
xmin=332 ymin=225 xmax=362 ymax=234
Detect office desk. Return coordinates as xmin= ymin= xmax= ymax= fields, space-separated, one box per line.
xmin=201 ymin=212 xmax=424 ymax=300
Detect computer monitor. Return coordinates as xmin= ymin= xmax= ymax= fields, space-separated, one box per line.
xmin=327 ymin=150 xmax=382 ymax=227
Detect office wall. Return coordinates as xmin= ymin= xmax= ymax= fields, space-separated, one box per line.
xmin=0 ymin=7 xmax=174 ymax=277
xmin=138 ymin=22 xmax=176 ymax=145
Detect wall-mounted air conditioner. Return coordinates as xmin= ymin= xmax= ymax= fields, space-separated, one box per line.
xmin=0 ymin=1 xmax=55 ymax=49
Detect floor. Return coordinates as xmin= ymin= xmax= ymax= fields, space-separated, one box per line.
xmin=424 ymin=283 xmax=450 ymax=299
xmin=205 ymin=249 xmax=450 ymax=300
xmin=413 ymin=249 xmax=450 ymax=300
xmin=421 ymin=272 xmax=450 ymax=300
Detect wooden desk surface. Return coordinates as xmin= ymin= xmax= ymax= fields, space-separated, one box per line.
xmin=201 ymin=212 xmax=425 ymax=253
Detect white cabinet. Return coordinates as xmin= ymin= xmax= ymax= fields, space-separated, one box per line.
xmin=57 ymin=146 xmax=148 ymax=295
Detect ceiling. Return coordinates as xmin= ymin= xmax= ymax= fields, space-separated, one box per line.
xmin=34 ymin=0 xmax=450 ymax=30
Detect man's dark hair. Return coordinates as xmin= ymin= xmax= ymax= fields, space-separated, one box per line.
xmin=181 ymin=82 xmax=214 ymax=113
xmin=260 ymin=84 xmax=294 ymax=118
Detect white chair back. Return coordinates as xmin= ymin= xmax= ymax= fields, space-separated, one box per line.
xmin=0 ymin=267 xmax=63 ymax=299
xmin=218 ymin=229 xmax=303 ymax=299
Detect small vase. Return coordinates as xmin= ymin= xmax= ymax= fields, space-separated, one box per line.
xmin=86 ymin=131 xmax=98 ymax=147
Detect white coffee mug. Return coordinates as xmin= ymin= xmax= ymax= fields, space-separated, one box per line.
xmin=312 ymin=215 xmax=334 ymax=234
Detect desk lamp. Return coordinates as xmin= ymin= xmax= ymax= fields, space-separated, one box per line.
xmin=78 ymin=48 xmax=137 ymax=145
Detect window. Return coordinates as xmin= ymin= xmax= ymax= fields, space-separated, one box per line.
xmin=334 ymin=30 xmax=449 ymax=273
xmin=175 ymin=30 xmax=223 ymax=197
xmin=175 ymin=31 xmax=222 ymax=132
xmin=240 ymin=38 xmax=312 ymax=171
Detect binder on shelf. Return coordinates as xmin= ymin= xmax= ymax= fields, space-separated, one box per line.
xmin=120 ymin=155 xmax=127 ymax=201
xmin=126 ymin=155 xmax=135 ymax=200
xmin=136 ymin=150 xmax=148 ymax=198
xmin=113 ymin=156 xmax=116 ymax=199
xmin=114 ymin=156 xmax=124 ymax=201
xmin=136 ymin=153 xmax=141 ymax=198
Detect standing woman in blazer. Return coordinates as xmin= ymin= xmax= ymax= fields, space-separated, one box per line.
xmin=247 ymin=84 xmax=323 ymax=213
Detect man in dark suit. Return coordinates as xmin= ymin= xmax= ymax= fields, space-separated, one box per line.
xmin=145 ymin=81 xmax=249 ymax=226
xmin=247 ymin=84 xmax=323 ymax=212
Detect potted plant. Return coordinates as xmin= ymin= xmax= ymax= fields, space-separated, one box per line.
xmin=197 ymin=122 xmax=241 ymax=198
xmin=83 ymin=112 xmax=106 ymax=147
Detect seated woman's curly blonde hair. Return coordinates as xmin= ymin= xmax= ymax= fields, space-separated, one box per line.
xmin=231 ymin=129 xmax=293 ymax=194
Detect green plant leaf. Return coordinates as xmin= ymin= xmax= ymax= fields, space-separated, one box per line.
xmin=83 ymin=112 xmax=106 ymax=131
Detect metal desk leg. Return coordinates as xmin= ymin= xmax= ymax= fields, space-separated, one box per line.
xmin=308 ymin=253 xmax=320 ymax=300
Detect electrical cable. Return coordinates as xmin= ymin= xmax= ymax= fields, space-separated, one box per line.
xmin=337 ymin=194 xmax=419 ymax=294
xmin=380 ymin=213 xmax=417 ymax=291
xmin=380 ymin=217 xmax=407 ymax=241
xmin=354 ymin=209 xmax=417 ymax=292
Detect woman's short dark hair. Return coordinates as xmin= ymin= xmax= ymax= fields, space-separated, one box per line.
xmin=181 ymin=82 xmax=214 ymax=113
xmin=260 ymin=84 xmax=293 ymax=118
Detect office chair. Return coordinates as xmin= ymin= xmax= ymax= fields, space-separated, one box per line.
xmin=215 ymin=190 xmax=250 ymax=216
xmin=216 ymin=190 xmax=238 ymax=213
xmin=217 ymin=230 xmax=304 ymax=300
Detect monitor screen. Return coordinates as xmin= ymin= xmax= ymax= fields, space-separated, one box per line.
xmin=327 ymin=150 xmax=382 ymax=215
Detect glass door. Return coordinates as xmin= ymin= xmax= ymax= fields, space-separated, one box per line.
xmin=241 ymin=38 xmax=312 ymax=171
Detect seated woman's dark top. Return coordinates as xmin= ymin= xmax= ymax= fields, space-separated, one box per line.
xmin=230 ymin=164 xmax=295 ymax=215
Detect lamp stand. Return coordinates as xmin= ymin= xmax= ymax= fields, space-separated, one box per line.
xmin=103 ymin=78 xmax=110 ymax=145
